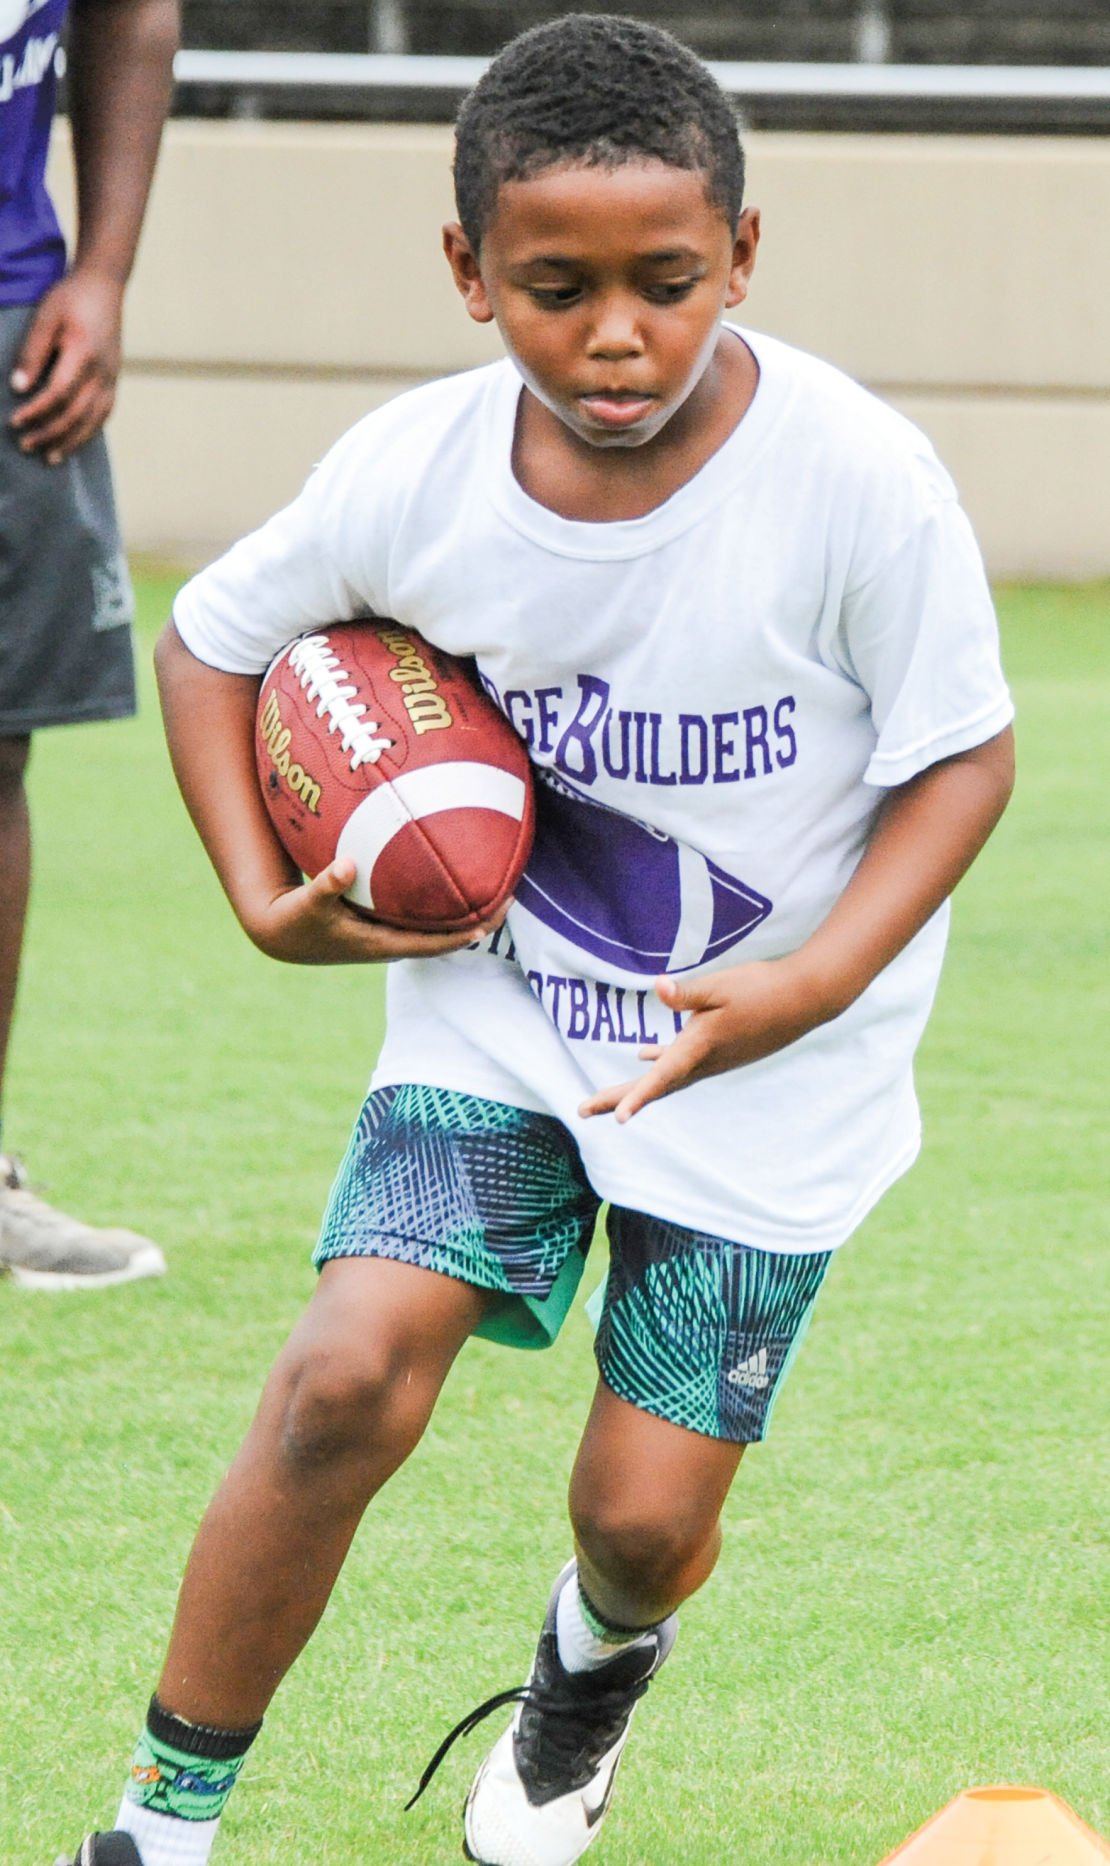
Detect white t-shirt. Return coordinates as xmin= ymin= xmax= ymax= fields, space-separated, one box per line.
xmin=174 ymin=327 xmax=1013 ymax=1255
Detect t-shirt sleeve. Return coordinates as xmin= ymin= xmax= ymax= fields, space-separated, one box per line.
xmin=172 ymin=418 xmax=389 ymax=676
xmin=839 ymin=493 xmax=1014 ymax=789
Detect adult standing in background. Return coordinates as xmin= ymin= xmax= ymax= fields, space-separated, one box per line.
xmin=0 ymin=0 xmax=179 ymax=1286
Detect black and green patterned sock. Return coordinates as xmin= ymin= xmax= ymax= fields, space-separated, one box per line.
xmin=556 ymin=1570 xmax=659 ymax=1673
xmin=124 ymin=1694 xmax=262 ymax=1823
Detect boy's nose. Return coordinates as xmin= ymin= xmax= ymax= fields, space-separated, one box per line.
xmin=586 ymin=296 xmax=645 ymax=358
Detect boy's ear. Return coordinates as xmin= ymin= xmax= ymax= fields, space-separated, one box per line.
xmin=724 ymin=206 xmax=760 ymax=311
xmin=442 ymin=222 xmax=495 ymax=324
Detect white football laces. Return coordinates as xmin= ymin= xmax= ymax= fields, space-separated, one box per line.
xmin=287 ymin=635 xmax=394 ymax=771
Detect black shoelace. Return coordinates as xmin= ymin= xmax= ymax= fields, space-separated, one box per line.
xmin=405 ymin=1669 xmax=652 ymax=1810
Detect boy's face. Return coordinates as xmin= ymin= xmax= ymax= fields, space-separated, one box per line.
xmin=444 ymin=159 xmax=758 ymax=453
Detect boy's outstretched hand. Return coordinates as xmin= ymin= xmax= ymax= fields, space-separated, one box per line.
xmin=580 ymin=728 xmax=1015 ymax=1125
xmin=248 ymin=857 xmax=502 ymax=967
xmin=579 ymin=957 xmax=822 ymax=1124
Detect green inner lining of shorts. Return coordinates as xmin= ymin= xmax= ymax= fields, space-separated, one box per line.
xmin=473 ymin=1244 xmax=588 ymax=1350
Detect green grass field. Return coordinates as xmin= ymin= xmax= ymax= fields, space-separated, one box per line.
xmin=1 ymin=575 xmax=1107 ymax=1865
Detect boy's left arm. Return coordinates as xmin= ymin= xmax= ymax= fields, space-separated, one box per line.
xmin=581 ymin=725 xmax=1015 ymax=1123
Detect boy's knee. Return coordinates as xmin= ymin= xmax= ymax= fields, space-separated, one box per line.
xmin=274 ymin=1341 xmax=432 ymax=1477
xmin=569 ymin=1489 xmax=713 ymax=1598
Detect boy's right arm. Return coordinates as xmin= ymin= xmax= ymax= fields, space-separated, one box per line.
xmin=155 ymin=620 xmax=488 ymax=965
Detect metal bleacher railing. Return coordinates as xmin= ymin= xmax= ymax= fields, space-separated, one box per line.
xmin=172 ymin=3 xmax=1110 ymax=132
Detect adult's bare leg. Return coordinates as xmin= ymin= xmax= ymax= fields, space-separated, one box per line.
xmin=0 ymin=734 xmax=31 ymax=1118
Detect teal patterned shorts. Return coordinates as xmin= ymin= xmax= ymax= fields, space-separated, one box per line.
xmin=315 ymin=1084 xmax=831 ymax=1442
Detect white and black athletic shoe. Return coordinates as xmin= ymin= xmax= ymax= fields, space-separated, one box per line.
xmin=406 ymin=1562 xmax=676 ymax=1866
xmin=53 ymin=1836 xmax=143 ymax=1866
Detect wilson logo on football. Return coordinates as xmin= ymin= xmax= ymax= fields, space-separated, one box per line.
xmin=376 ymin=625 xmax=453 ymax=735
xmin=258 ymin=689 xmax=323 ymax=813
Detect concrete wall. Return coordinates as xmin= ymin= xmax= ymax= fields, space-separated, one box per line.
xmin=47 ymin=122 xmax=1110 ymax=578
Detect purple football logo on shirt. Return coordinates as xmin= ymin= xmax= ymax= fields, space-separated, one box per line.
xmin=515 ymin=770 xmax=772 ymax=975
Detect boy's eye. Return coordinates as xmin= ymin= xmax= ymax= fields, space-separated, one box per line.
xmin=645 ymin=279 xmax=698 ymax=303
xmin=523 ymin=277 xmax=699 ymax=308
xmin=527 ymin=285 xmax=582 ymax=307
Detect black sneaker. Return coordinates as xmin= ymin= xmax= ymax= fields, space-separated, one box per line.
xmin=53 ymin=1834 xmax=144 ymax=1866
xmin=406 ymin=1560 xmax=676 ymax=1866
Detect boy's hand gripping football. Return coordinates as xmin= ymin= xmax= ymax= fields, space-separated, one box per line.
xmin=249 ymin=857 xmax=499 ymax=967
xmin=155 ymin=621 xmax=499 ymax=965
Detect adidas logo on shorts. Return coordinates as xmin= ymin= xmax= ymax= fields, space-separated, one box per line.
xmin=726 ymin=1348 xmax=771 ymax=1390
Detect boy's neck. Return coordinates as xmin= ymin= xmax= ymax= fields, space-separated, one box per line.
xmin=511 ymin=328 xmax=759 ymax=524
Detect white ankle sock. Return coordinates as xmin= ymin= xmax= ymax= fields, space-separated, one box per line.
xmin=555 ymin=1569 xmax=653 ymax=1674
xmin=115 ymin=1801 xmax=220 ymax=1866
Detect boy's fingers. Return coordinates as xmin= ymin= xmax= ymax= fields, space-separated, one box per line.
xmin=618 ymin=1047 xmax=702 ymax=1120
xmin=311 ymin=857 xmax=357 ymax=896
xmin=655 ymin=971 xmax=716 ymax=1016
xmin=297 ymin=864 xmax=496 ymax=958
xmin=583 ymin=964 xmax=750 ymax=1119
xmin=365 ymin=920 xmax=486 ymax=958
xmin=579 ymin=1053 xmax=690 ymax=1122
xmin=581 ymin=1071 xmax=668 ymax=1124
xmin=580 ymin=1016 xmax=717 ymax=1121
xmin=578 ymin=1081 xmax=633 ymax=1119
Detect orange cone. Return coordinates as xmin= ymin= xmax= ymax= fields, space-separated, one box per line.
xmin=879 ymin=1786 xmax=1110 ymax=1864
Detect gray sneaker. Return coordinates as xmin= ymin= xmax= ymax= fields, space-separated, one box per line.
xmin=0 ymin=1155 xmax=166 ymax=1290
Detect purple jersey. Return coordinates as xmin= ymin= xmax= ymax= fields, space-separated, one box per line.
xmin=1 ymin=0 xmax=69 ymax=305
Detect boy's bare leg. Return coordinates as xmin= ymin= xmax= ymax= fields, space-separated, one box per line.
xmin=462 ymin=1382 xmax=744 ymax=1864
xmin=157 ymin=1256 xmax=490 ymax=1728
xmin=569 ymin=1379 xmax=746 ymax=1628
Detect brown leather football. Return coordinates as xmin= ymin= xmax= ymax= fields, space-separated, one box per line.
xmin=256 ymin=620 xmax=534 ymax=930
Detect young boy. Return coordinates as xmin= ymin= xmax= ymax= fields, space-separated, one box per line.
xmin=58 ymin=14 xmax=1014 ymax=1866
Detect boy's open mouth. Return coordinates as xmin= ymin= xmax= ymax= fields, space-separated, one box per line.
xmin=577 ymin=390 xmax=658 ymax=427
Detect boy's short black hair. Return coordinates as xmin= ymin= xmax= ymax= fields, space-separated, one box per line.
xmin=454 ymin=12 xmax=745 ymax=250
